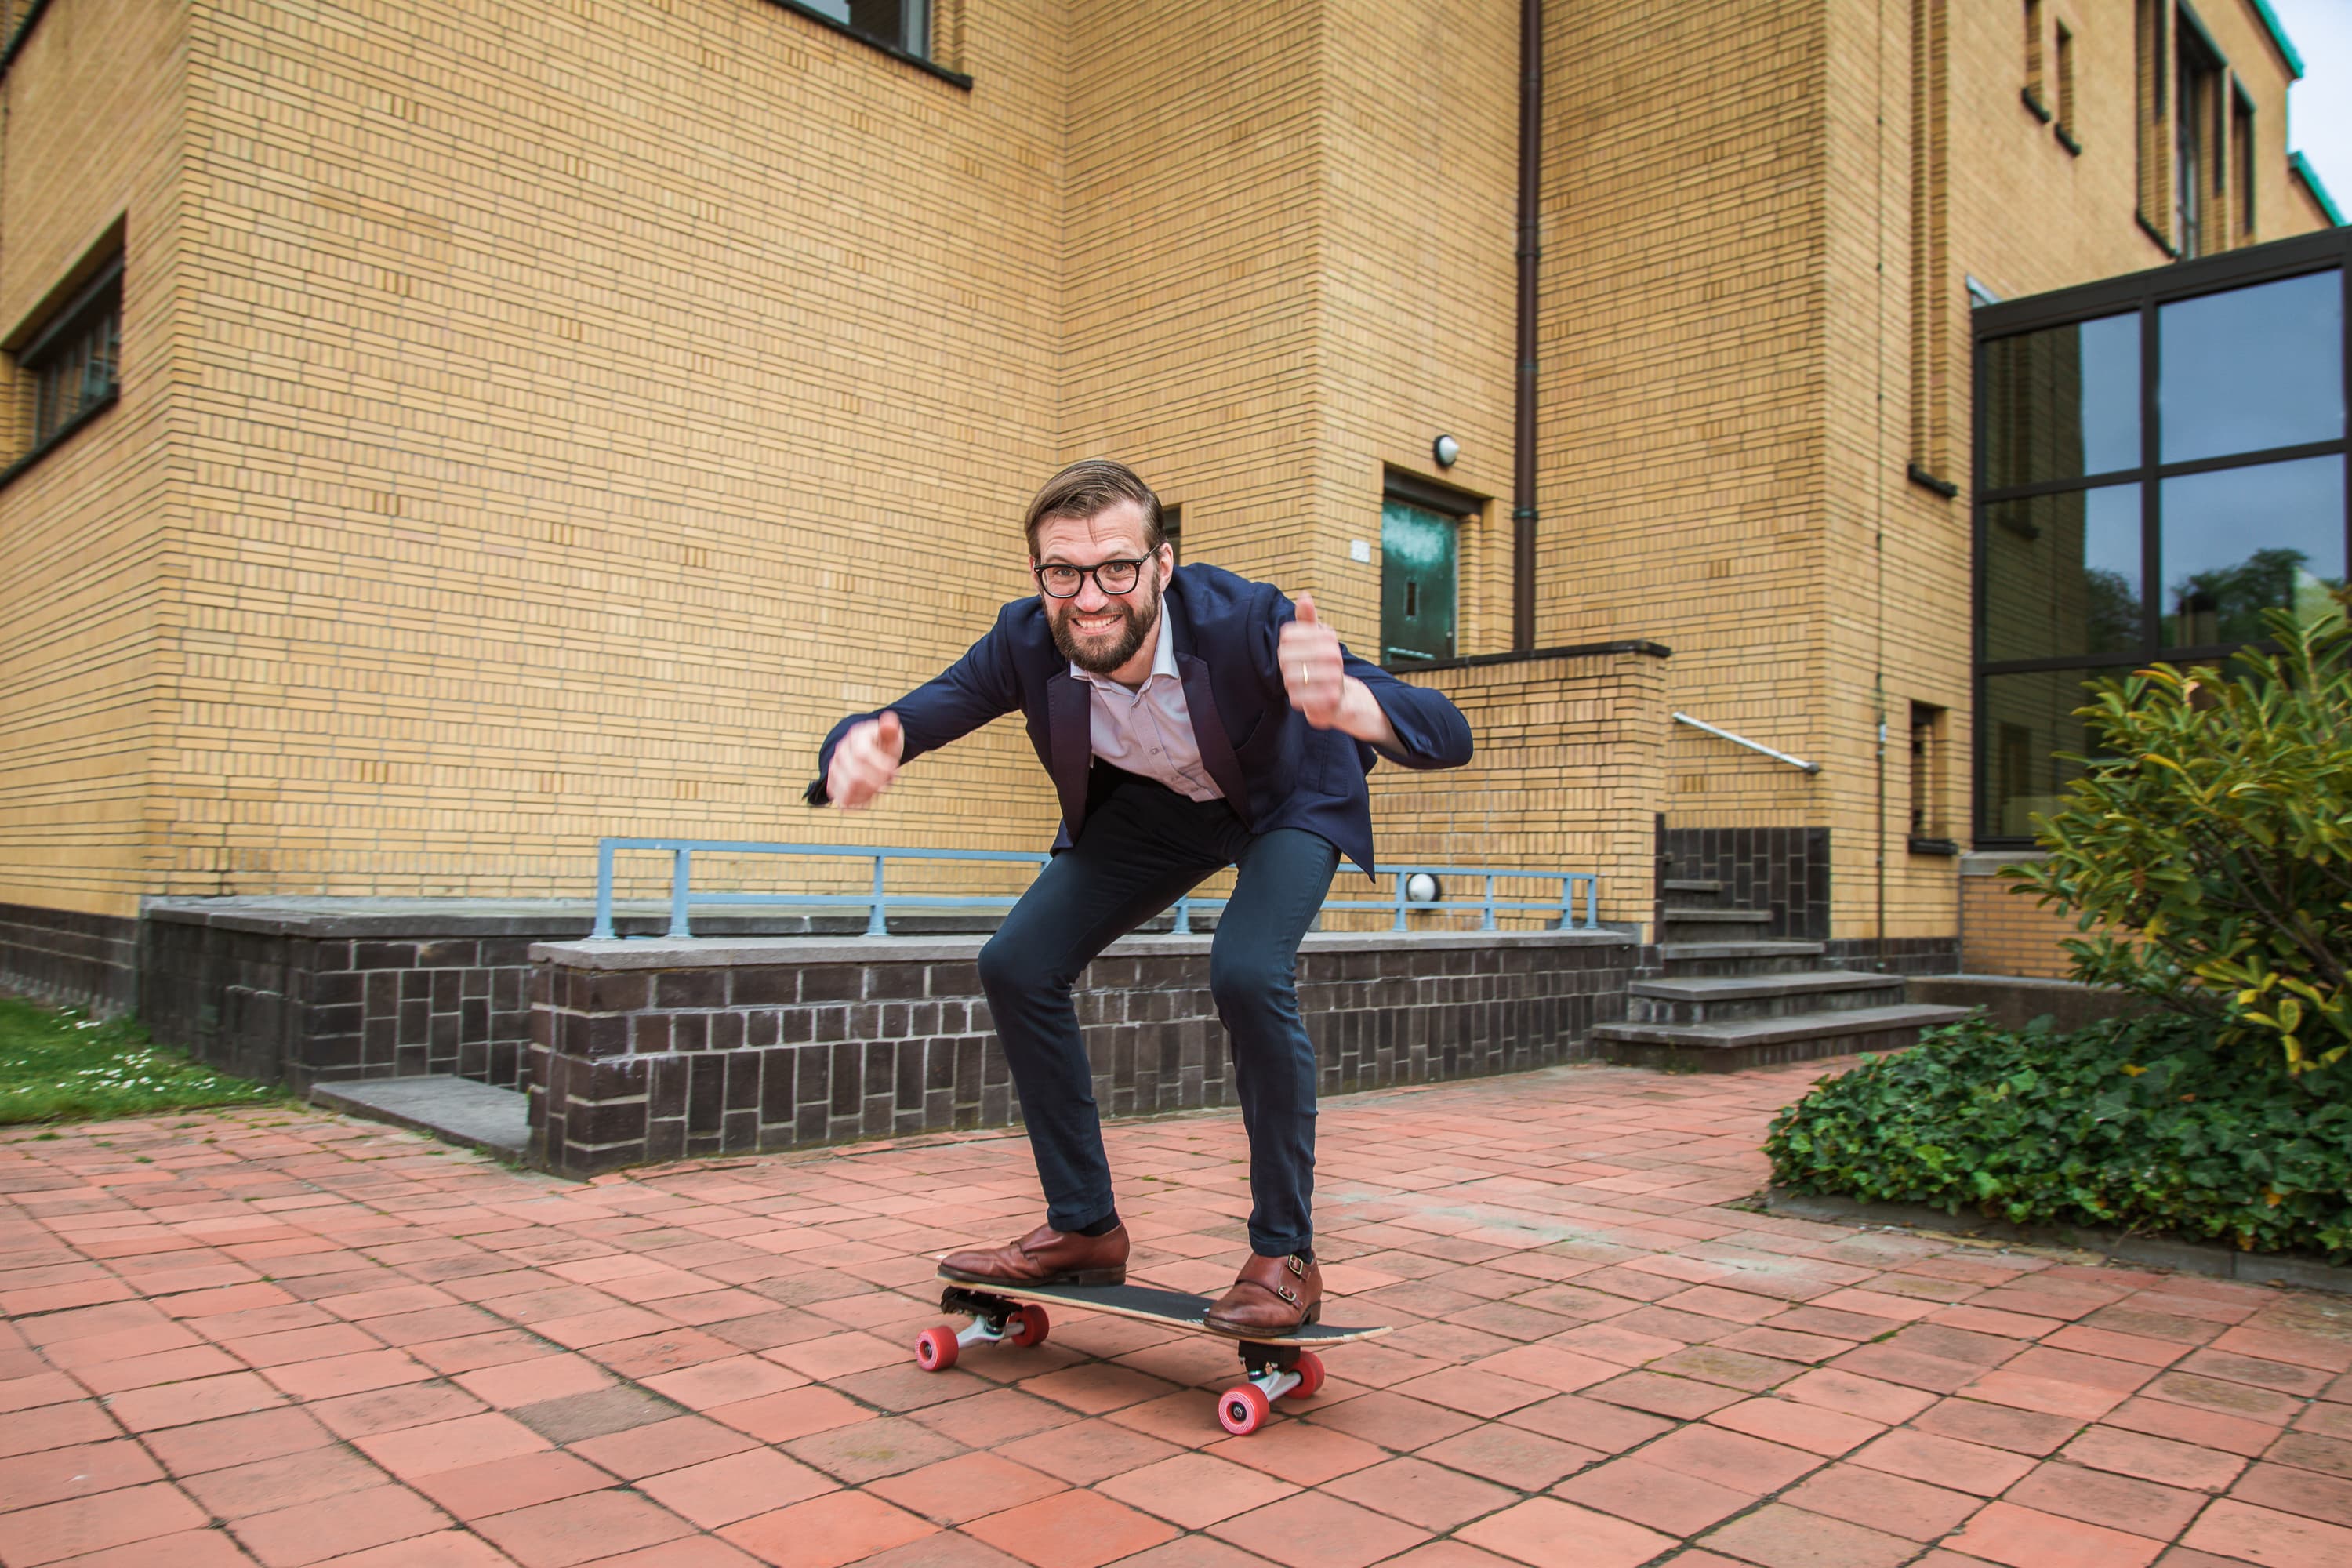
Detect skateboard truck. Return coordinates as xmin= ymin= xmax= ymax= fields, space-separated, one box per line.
xmin=916 ymin=1287 xmax=1052 ymax=1371
xmin=918 ymin=1285 xmax=1324 ymax=1436
xmin=1221 ymin=1342 xmax=1325 ymax=1436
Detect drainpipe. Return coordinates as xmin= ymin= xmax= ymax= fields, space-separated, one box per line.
xmin=1512 ymin=0 xmax=1542 ymax=650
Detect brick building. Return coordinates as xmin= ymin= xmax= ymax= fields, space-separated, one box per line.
xmin=0 ymin=0 xmax=2338 ymax=1015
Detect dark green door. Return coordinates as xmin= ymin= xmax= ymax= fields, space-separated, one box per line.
xmin=1381 ymin=499 xmax=1457 ymax=664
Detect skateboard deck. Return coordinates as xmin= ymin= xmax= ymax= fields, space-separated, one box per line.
xmin=938 ymin=1275 xmax=1393 ymax=1347
xmin=913 ymin=1269 xmax=1391 ymax=1436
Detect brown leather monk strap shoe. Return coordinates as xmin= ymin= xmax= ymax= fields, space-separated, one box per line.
xmin=1203 ymin=1251 xmax=1321 ymax=1336
xmin=938 ymin=1221 xmax=1128 ymax=1287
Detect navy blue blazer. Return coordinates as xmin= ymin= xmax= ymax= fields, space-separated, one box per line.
xmin=807 ymin=563 xmax=1473 ymax=874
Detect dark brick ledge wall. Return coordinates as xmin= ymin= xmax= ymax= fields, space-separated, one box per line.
xmin=141 ymin=917 xmax=538 ymax=1093
xmin=0 ymin=902 xmax=139 ymax=1014
xmin=1660 ymin=827 xmax=1831 ymax=940
xmin=133 ymin=899 xmax=962 ymax=1095
xmin=1824 ymin=935 xmax=1962 ymax=976
xmin=528 ymin=931 xmax=1639 ymax=1178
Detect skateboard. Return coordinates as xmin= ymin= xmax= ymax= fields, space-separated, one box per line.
xmin=912 ymin=1273 xmax=1392 ymax=1436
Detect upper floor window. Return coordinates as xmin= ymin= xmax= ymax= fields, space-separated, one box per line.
xmin=797 ymin=0 xmax=929 ymax=60
xmin=14 ymin=256 xmax=122 ymax=459
xmin=2234 ymin=88 xmax=2256 ymax=242
xmin=2175 ymin=22 xmax=2223 ymax=257
xmin=2053 ymin=23 xmax=2078 ymax=151
xmin=2024 ymin=0 xmax=2049 ymax=118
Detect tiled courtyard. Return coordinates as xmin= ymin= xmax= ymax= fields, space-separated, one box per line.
xmin=3 ymin=1060 xmax=2350 ymax=1568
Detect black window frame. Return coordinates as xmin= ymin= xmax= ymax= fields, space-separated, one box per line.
xmin=763 ymin=0 xmax=971 ymax=90
xmin=1970 ymin=227 xmax=2352 ymax=848
xmin=3 ymin=253 xmax=124 ymax=489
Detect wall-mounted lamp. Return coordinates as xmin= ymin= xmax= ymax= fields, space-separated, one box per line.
xmin=1432 ymin=434 xmax=1460 ymax=469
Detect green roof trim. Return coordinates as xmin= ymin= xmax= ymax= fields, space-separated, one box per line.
xmin=2292 ymin=153 xmax=2344 ymax=227
xmin=2249 ymin=0 xmax=2304 ymax=78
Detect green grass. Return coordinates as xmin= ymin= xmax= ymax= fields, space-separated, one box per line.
xmin=0 ymin=996 xmax=281 ymax=1126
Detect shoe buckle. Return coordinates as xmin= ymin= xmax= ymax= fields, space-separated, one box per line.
xmin=1285 ymin=1255 xmax=1306 ymax=1276
xmin=1277 ymin=1283 xmax=1298 ymax=1304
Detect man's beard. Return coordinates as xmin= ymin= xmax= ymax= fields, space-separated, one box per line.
xmin=1050 ymin=579 xmax=1160 ymax=675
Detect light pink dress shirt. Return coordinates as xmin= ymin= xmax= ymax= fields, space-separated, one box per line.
xmin=1070 ymin=618 xmax=1225 ymax=801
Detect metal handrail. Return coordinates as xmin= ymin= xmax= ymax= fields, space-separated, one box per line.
xmin=1174 ymin=867 xmax=1599 ymax=935
xmin=1672 ymin=712 xmax=1822 ymax=774
xmin=591 ymin=839 xmax=1051 ymax=940
xmin=590 ymin=838 xmax=1603 ymax=938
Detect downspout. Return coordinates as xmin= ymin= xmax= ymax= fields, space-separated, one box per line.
xmin=1513 ymin=0 xmax=1541 ymax=649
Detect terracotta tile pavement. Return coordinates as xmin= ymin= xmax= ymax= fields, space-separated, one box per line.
xmin=4 ymin=1058 xmax=2350 ymax=1566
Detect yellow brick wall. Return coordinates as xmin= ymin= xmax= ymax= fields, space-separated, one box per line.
xmin=1368 ymin=649 xmax=1668 ymax=931
xmin=141 ymin=0 xmax=1076 ymax=906
xmin=1537 ymin=0 xmax=1833 ymax=840
xmin=0 ymin=0 xmax=2331 ymax=939
xmin=1961 ymin=860 xmax=2081 ymax=978
xmin=0 ymin=0 xmax=190 ymax=918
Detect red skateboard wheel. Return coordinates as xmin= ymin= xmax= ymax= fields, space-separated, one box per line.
xmin=1007 ymin=1304 xmax=1051 ymax=1348
xmin=914 ymin=1326 xmax=960 ymax=1372
xmin=1218 ymin=1384 xmax=1272 ymax=1436
xmin=1287 ymin=1351 xmax=1325 ymax=1399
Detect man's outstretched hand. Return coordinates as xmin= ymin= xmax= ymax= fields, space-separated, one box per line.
xmin=826 ymin=711 xmax=904 ymax=809
xmin=1279 ymin=593 xmax=1400 ymax=750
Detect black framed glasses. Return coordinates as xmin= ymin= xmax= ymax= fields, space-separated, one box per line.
xmin=1035 ymin=557 xmax=1152 ymax=598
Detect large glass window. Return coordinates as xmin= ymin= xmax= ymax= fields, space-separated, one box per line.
xmin=1981 ymin=485 xmax=2143 ymax=661
xmin=1974 ymin=246 xmax=2350 ymax=844
xmin=1980 ymin=313 xmax=2140 ymax=487
xmin=2160 ymin=457 xmax=2347 ymax=646
xmin=2158 ymin=271 xmax=2344 ymax=463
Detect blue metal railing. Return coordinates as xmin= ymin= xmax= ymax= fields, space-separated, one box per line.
xmin=590 ymin=837 xmax=1602 ymax=940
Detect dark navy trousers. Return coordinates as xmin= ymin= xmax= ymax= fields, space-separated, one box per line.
xmin=975 ymin=769 xmax=1339 ymax=1257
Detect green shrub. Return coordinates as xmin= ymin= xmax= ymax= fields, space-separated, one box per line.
xmin=1763 ymin=1013 xmax=2352 ymax=1261
xmin=2009 ymin=598 xmax=2352 ymax=1075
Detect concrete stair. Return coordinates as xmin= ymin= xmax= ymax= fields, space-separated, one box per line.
xmin=310 ymin=1076 xmax=528 ymax=1160
xmin=1594 ymin=884 xmax=1967 ymax=1072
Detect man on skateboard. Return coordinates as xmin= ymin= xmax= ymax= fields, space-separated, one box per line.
xmin=810 ymin=459 xmax=1472 ymax=1335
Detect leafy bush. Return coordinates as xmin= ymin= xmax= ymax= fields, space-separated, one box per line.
xmin=1764 ymin=1013 xmax=2352 ymax=1261
xmin=2009 ymin=599 xmax=2352 ymax=1075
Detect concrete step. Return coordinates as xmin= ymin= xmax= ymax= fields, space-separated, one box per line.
xmin=1592 ymin=1003 xmax=1973 ymax=1073
xmin=1661 ymin=911 xmax=1772 ymax=943
xmin=1652 ymin=940 xmax=1828 ymax=978
xmin=1627 ymin=970 xmax=1906 ymax=1025
xmin=310 ymin=1076 xmax=528 ymax=1160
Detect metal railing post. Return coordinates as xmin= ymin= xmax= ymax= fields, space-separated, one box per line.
xmin=592 ymin=840 xmax=618 ymax=939
xmin=667 ymin=848 xmax=693 ymax=938
xmin=1585 ymin=875 xmax=1599 ymax=931
xmin=867 ymin=855 xmax=889 ymax=937
xmin=1558 ymin=875 xmax=1574 ymax=933
xmin=1483 ymin=873 xmax=1497 ymax=931
xmin=1393 ymin=873 xmax=1410 ymax=932
xmin=1174 ymin=896 xmax=1192 ymax=935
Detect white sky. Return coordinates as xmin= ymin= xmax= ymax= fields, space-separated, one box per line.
xmin=2267 ymin=0 xmax=2352 ymax=213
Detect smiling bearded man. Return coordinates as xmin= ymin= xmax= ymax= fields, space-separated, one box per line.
xmin=809 ymin=458 xmax=1473 ymax=1334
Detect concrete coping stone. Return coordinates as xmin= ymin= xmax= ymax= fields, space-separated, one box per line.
xmin=532 ymin=927 xmax=1636 ymax=969
xmin=1765 ymin=1185 xmax=2352 ymax=1297
xmin=1959 ymin=850 xmax=2050 ymax=876
xmin=140 ymin=896 xmax=998 ymax=939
